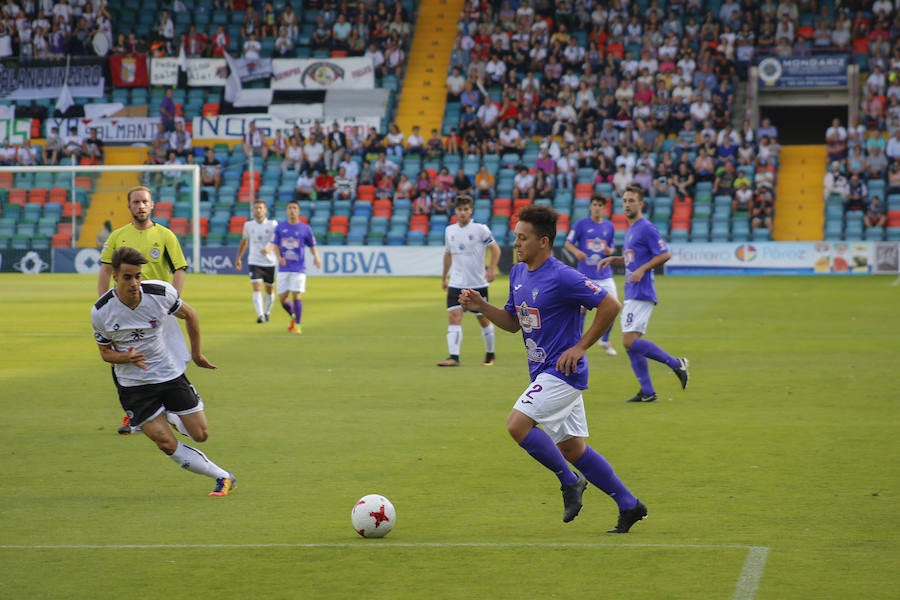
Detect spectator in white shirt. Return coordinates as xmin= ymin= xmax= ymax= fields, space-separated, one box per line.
xmin=64 ymin=127 xmax=84 ymax=162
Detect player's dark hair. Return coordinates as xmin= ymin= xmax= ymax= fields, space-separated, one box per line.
xmin=455 ymin=194 xmax=474 ymax=208
xmin=624 ymin=183 xmax=644 ymax=200
xmin=111 ymin=247 xmax=148 ymax=271
xmin=591 ymin=193 xmax=607 ymax=205
xmin=126 ymin=185 xmax=153 ymax=203
xmin=518 ymin=204 xmax=558 ymax=243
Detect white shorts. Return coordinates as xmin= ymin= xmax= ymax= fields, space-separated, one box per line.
xmin=513 ymin=373 xmax=589 ymax=443
xmin=592 ymin=277 xmax=618 ymax=301
xmin=277 ymin=272 xmax=307 ymax=293
xmin=621 ymin=299 xmax=655 ymax=334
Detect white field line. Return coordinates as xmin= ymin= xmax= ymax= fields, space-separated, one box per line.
xmin=732 ymin=546 xmax=770 ymax=600
xmin=1 ymin=541 xmax=770 ymax=599
xmin=0 ymin=542 xmax=759 ymax=550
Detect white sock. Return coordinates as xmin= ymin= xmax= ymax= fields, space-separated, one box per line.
xmin=169 ymin=441 xmax=230 ymax=479
xmin=252 ymin=291 xmax=264 ymax=317
xmin=481 ymin=323 xmax=495 ymax=353
xmin=265 ymin=292 xmax=275 ymax=315
xmin=447 ymin=325 xmax=462 ymax=356
xmin=166 ymin=412 xmax=190 ymax=437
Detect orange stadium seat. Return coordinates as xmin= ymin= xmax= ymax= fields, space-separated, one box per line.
xmin=513 ymin=198 xmax=532 ymax=214
xmin=357 ymin=185 xmax=376 ymax=201
xmin=574 ymin=183 xmax=593 ymax=199
xmin=28 ymin=188 xmax=47 ymax=205
xmin=51 ymin=233 xmax=72 ymax=248
xmin=228 ymin=216 xmax=248 ymax=233
xmin=329 ymin=215 xmax=349 ymax=234
xmin=7 ymin=189 xmax=27 ymax=206
xmin=492 ymin=197 xmax=512 ymax=216
xmin=61 ymin=201 xmax=83 ymax=218
xmin=408 ymin=214 xmax=429 ymax=233
xmin=154 ymin=201 xmax=174 ymax=219
xmin=0 ymin=172 xmax=13 ymax=189
xmin=48 ymin=187 xmax=68 ymax=204
xmin=169 ymin=217 xmax=188 ymax=236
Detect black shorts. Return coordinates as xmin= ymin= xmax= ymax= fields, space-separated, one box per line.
xmin=249 ymin=265 xmax=276 ymax=285
xmin=116 ymin=373 xmax=202 ymax=427
xmin=446 ymin=286 xmax=488 ymax=311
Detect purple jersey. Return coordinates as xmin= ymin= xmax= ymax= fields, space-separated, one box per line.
xmin=566 ymin=217 xmax=615 ymax=280
xmin=272 ymin=220 xmax=317 ymax=273
xmin=505 ymin=257 xmax=608 ymax=389
xmin=623 ymin=217 xmax=668 ymax=304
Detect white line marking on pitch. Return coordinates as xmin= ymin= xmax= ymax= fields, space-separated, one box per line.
xmin=2 ymin=541 xmax=770 ymax=599
xmin=1 ymin=542 xmax=758 ymax=550
xmin=732 ymin=546 xmax=770 ymax=600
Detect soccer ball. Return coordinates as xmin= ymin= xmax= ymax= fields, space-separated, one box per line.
xmin=351 ymin=494 xmax=396 ymax=538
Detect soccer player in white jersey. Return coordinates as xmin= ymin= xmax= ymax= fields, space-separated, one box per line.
xmin=438 ymin=194 xmax=502 ymax=367
xmin=91 ymin=247 xmax=236 ymax=497
xmin=235 ymin=199 xmax=278 ymax=323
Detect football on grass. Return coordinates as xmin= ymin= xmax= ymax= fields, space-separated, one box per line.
xmin=351 ymin=494 xmax=396 ymax=538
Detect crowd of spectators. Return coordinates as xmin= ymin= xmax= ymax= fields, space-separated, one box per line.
xmin=0 ymin=0 xmax=114 ymax=59
xmin=5 ymin=0 xmax=900 ymax=241
xmin=823 ymin=110 xmax=900 ymax=238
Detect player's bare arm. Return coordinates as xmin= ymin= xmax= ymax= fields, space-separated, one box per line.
xmin=172 ymin=301 xmax=217 ymax=370
xmin=459 ymin=289 xmax=520 ymax=333
xmin=97 ymin=344 xmax=147 ymax=370
xmin=235 ymin=237 xmax=249 ymax=270
xmin=557 ymin=293 xmax=621 ymax=375
xmin=628 ymin=251 xmax=671 ymax=283
xmin=597 ymin=255 xmax=624 ymax=270
xmin=564 ymin=241 xmax=588 ymax=262
xmin=485 ymin=243 xmax=501 ymax=282
xmin=441 ymin=251 xmax=452 ymax=290
xmin=97 ymin=263 xmax=113 ymax=297
xmin=172 ymin=268 xmax=186 ymax=294
xmin=311 ymin=247 xmax=322 ymax=269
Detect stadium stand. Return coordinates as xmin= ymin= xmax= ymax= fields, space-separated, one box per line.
xmin=0 ymin=0 xmax=897 ymax=250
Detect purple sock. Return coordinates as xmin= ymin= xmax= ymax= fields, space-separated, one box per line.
xmin=281 ymin=301 xmax=293 ymax=316
xmin=519 ymin=427 xmax=578 ymax=486
xmin=601 ymin=325 xmax=612 ymax=344
xmin=627 ymin=348 xmax=655 ymax=395
xmin=573 ymin=446 xmax=637 ymax=510
xmin=292 ymin=299 xmax=303 ymax=324
xmin=630 ymin=337 xmax=679 ymax=369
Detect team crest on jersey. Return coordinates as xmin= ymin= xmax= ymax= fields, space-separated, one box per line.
xmin=517 ymin=302 xmax=541 ymax=333
xmin=525 ymin=338 xmax=546 ymax=363
xmin=587 ymin=238 xmax=608 ymax=252
xmin=149 ymin=248 xmax=161 ymax=259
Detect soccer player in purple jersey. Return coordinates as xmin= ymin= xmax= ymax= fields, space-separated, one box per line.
xmin=599 ymin=184 xmax=689 ymax=403
xmin=564 ymin=193 xmax=619 ymax=356
xmin=460 ymin=205 xmax=649 ymax=533
xmin=270 ymin=200 xmax=322 ymax=334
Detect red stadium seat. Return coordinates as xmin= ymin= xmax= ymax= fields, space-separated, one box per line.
xmin=228 ymin=215 xmax=248 ymax=233
xmin=48 ymin=187 xmax=68 ymax=205
xmin=7 ymin=189 xmax=27 ymax=206
xmin=28 ymin=188 xmax=48 ymax=205
xmin=574 ymin=183 xmax=593 ymax=199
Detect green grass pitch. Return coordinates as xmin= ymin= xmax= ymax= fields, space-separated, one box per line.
xmin=1 ymin=273 xmax=897 ymax=599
